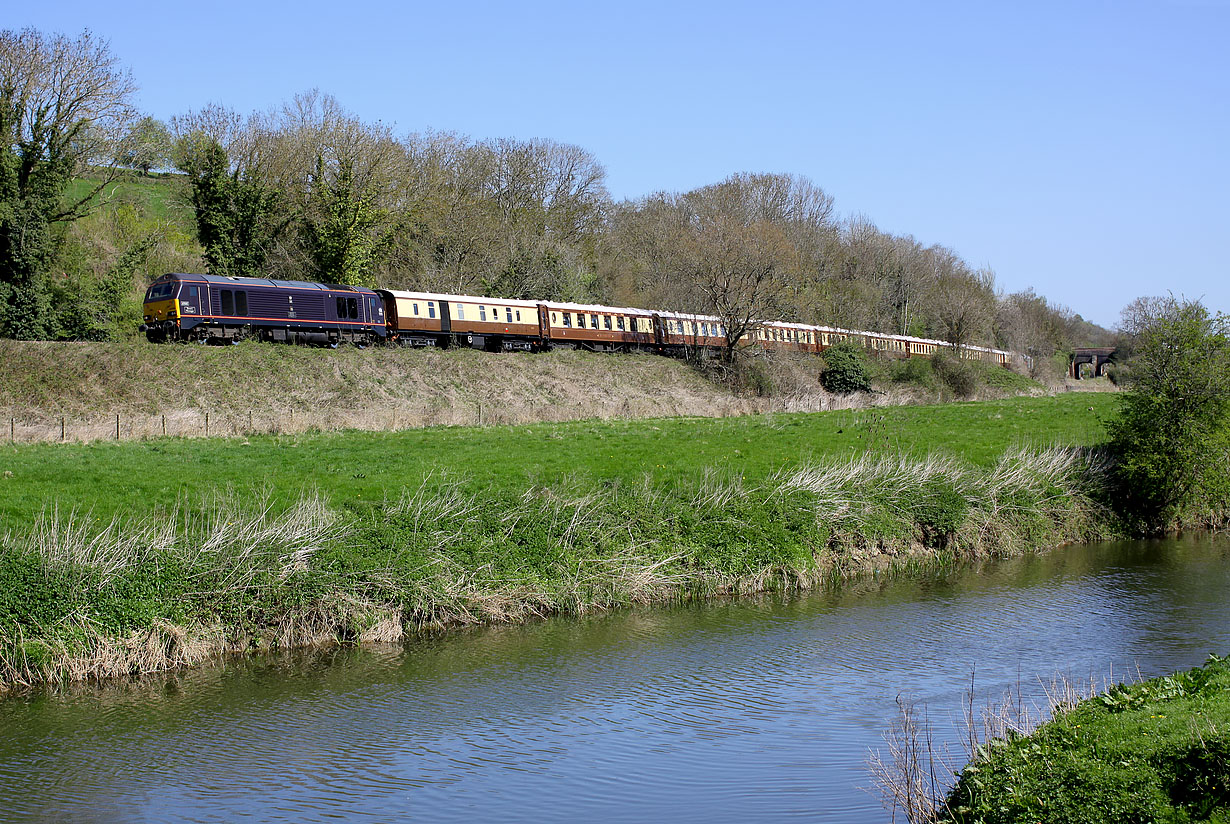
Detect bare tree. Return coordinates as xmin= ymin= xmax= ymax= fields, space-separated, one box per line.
xmin=614 ymin=173 xmax=823 ymax=361
xmin=932 ymin=265 xmax=996 ymax=351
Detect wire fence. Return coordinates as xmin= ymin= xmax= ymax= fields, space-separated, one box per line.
xmin=0 ymin=391 xmax=919 ymax=446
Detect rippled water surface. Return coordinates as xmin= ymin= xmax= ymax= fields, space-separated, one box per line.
xmin=3 ymin=534 xmax=1229 ymax=822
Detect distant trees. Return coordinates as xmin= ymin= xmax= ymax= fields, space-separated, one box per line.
xmin=1107 ymin=297 xmax=1230 ymax=533
xmin=117 ymin=116 xmax=171 ymax=175
xmin=0 ymin=28 xmax=137 ymax=338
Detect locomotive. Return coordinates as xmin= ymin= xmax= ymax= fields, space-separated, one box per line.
xmin=140 ymin=272 xmax=1012 ymax=366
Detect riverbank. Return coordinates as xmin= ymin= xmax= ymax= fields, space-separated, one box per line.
xmin=0 ymin=395 xmax=1119 ymax=693
xmin=936 ymin=655 xmax=1230 ymax=822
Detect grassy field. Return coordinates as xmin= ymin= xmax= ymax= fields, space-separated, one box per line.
xmin=0 ymin=392 xmax=1119 ymax=692
xmin=0 ymin=393 xmax=1116 ymax=528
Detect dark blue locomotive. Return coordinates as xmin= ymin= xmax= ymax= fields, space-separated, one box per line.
xmin=140 ymin=273 xmax=386 ymax=346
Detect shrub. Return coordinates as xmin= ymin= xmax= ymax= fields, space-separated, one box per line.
xmin=1106 ymin=298 xmax=1230 ymax=533
xmin=889 ymin=356 xmax=937 ymax=390
xmin=820 ymin=341 xmax=872 ymax=394
xmin=931 ymin=351 xmax=976 ymax=398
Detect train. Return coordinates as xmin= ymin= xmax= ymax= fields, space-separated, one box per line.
xmin=139 ymin=272 xmax=1013 ymax=367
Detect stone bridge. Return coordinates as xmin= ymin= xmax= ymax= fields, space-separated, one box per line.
xmin=1070 ymin=347 xmax=1116 ymax=379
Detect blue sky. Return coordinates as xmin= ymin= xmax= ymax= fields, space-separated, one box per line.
xmin=20 ymin=0 xmax=1229 ymax=328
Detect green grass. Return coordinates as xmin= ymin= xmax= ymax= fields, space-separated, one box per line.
xmin=0 ymin=394 xmax=1116 ymax=529
xmin=0 ymin=393 xmax=1119 ymax=691
xmin=65 ymin=173 xmax=194 ymax=224
xmin=942 ymin=655 xmax=1230 ymax=823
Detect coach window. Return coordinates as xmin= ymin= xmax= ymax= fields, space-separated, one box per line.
xmin=562 ymin=313 xmax=571 ymax=327
xmin=221 ymin=290 xmax=234 ymax=316
xmin=479 ymin=305 xmax=486 ymax=322
xmin=616 ymin=316 xmax=625 ymax=331
xmin=235 ymin=290 xmax=248 ymax=317
xmin=428 ymin=302 xmax=436 ymax=319
xmin=506 ymin=308 xmax=513 ymax=323
xmin=412 ymin=303 xmax=419 ymax=315
xmin=574 ymin=313 xmax=583 ymax=327
xmin=456 ymin=304 xmax=465 ymax=320
xmin=603 ymin=315 xmax=611 ymax=330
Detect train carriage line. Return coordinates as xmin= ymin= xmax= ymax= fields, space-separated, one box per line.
xmin=141 ymin=272 xmax=1017 ymax=368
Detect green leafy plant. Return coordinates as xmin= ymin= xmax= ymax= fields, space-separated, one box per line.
xmin=821 ymin=341 xmax=872 ymax=393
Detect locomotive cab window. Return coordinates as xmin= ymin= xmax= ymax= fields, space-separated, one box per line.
xmin=221 ymin=290 xmax=234 ymax=316
xmin=235 ymin=290 xmax=248 ymax=317
xmin=347 ymin=297 xmax=358 ymax=319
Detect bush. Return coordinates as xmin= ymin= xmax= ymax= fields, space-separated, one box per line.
xmin=889 ymin=356 xmax=937 ymax=390
xmin=1107 ymin=298 xmax=1230 ymax=533
xmin=820 ymin=341 xmax=872 ymax=393
xmin=931 ymin=351 xmax=976 ymax=398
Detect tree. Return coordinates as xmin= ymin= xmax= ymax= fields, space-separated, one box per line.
xmin=932 ymin=264 xmax=995 ymax=351
xmin=117 ymin=116 xmax=171 ymax=175
xmin=0 ymin=28 xmax=137 ymax=338
xmin=1106 ymin=297 xmax=1230 ymax=533
xmin=171 ymin=105 xmax=288 ymax=278
xmin=614 ymin=173 xmax=829 ymax=362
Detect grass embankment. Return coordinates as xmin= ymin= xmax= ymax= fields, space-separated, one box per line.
xmin=0 ymin=394 xmax=1117 ymax=692
xmin=0 ymin=336 xmax=1048 ymax=443
xmin=939 ymin=655 xmax=1230 ymax=823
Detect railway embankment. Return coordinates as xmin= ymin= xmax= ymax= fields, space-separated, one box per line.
xmin=0 ymin=394 xmax=1118 ymax=693
xmin=0 ymin=339 xmax=1047 ymax=443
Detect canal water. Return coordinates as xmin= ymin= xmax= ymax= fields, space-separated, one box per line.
xmin=2 ymin=534 xmax=1228 ymax=822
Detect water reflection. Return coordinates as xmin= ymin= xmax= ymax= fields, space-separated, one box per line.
xmin=2 ymin=535 xmax=1228 ymax=822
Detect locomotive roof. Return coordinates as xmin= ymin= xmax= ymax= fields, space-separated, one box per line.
xmin=165 ymin=273 xmax=377 ymax=295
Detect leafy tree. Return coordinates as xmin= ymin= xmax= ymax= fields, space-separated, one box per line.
xmin=0 ymin=28 xmax=136 ymax=338
xmin=821 ymin=340 xmax=872 ymax=393
xmin=1106 ymin=297 xmax=1230 ymax=533
xmin=117 ymin=116 xmax=171 ymax=175
xmin=173 ymin=130 xmax=284 ymax=278
xmin=301 ymin=157 xmax=387 ymax=287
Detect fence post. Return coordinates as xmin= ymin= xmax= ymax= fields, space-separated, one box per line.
xmin=9 ymin=417 xmax=13 ymax=443
xmin=249 ymin=410 xmax=253 ymax=432
xmin=162 ymin=414 xmax=166 ymax=437
xmin=205 ymin=412 xmax=209 ymax=437
xmin=116 ymin=413 xmax=121 ymax=441
xmin=61 ymin=416 xmax=65 ymax=442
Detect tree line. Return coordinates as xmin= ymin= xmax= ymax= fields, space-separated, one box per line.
xmin=0 ymin=27 xmax=1109 ymax=370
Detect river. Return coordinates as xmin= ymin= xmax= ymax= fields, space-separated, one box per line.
xmin=2 ymin=534 xmax=1228 ymax=822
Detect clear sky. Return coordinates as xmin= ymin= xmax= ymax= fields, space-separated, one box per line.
xmin=16 ymin=0 xmax=1229 ymax=329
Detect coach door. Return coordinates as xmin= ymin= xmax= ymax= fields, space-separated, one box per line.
xmin=538 ymin=304 xmax=551 ymax=344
